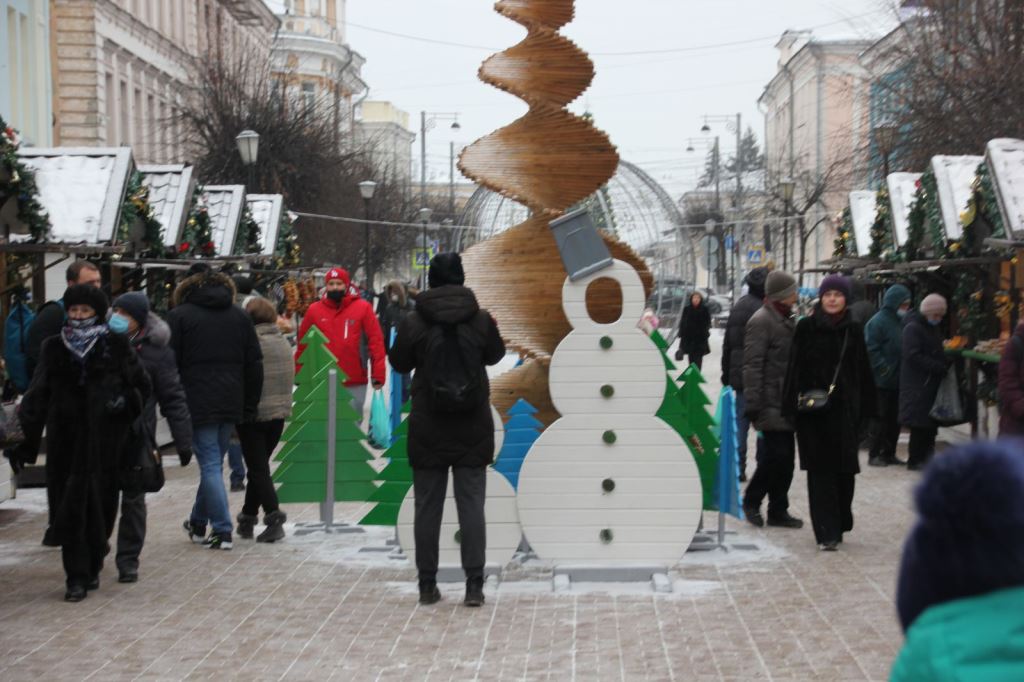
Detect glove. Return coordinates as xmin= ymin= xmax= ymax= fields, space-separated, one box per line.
xmin=178 ymin=448 xmax=192 ymax=467
xmin=371 ymin=380 xmax=384 ymax=390
xmin=674 ymin=349 xmax=684 ymax=361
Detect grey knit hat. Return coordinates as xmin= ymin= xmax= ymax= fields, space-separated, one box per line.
xmin=765 ymin=270 xmax=797 ymax=301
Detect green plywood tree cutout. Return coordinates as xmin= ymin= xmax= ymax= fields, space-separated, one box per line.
xmin=273 ymin=326 xmax=378 ymax=503
xmin=359 ymin=401 xmax=412 ymax=526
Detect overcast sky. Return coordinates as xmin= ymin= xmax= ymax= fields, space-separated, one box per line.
xmin=344 ymin=1 xmax=897 ymax=199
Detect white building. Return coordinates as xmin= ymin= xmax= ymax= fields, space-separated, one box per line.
xmin=0 ymin=0 xmax=52 ymax=145
xmin=356 ymin=101 xmax=415 ymax=185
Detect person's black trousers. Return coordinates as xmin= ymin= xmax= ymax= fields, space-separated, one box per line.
xmin=61 ymin=476 xmax=119 ymax=587
xmin=237 ymin=419 xmax=285 ymax=517
xmin=116 ymin=492 xmax=146 ymax=575
xmin=743 ymin=430 xmax=795 ymax=518
xmin=807 ymin=471 xmax=855 ymax=545
xmin=412 ymin=466 xmax=486 ymax=581
xmin=907 ymin=425 xmax=938 ymax=468
xmin=869 ymin=389 xmax=902 ymax=462
xmin=687 ymin=353 xmax=704 ymax=370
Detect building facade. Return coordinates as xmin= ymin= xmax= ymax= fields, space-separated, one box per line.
xmin=268 ymin=0 xmax=366 ymax=150
xmin=1 ymin=0 xmax=52 ymax=145
xmin=758 ymin=30 xmax=873 ymax=276
xmin=355 ymin=101 xmax=414 ymax=185
xmin=50 ymin=0 xmax=278 ymax=164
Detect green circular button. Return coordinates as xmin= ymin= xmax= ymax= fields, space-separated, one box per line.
xmin=602 ymin=430 xmax=617 ymax=444
xmin=599 ymin=336 xmax=613 ymax=349
xmin=600 ymin=384 xmax=615 ymax=398
xmin=454 ymin=529 xmax=462 ymax=544
xmin=602 ymin=478 xmax=615 ymax=493
xmin=600 ymin=528 xmax=614 ymax=544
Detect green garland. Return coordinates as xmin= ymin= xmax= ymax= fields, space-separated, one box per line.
xmin=274 ymin=211 xmax=300 ymax=268
xmin=869 ymin=186 xmax=893 ymax=259
xmin=976 ymin=162 xmax=1006 ymax=238
xmin=0 ymin=117 xmax=50 ymax=242
xmin=832 ymin=207 xmax=856 ymax=258
xmin=904 ymin=179 xmax=927 ymax=262
xmin=179 ymin=185 xmax=215 ymax=257
xmin=919 ymin=169 xmax=946 ymax=255
xmin=952 ymin=270 xmax=986 ymax=343
xmin=234 ymin=204 xmax=261 ymax=255
xmin=118 ymin=170 xmax=164 ymax=255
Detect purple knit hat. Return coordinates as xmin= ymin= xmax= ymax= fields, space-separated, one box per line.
xmin=818 ymin=274 xmax=851 ymax=300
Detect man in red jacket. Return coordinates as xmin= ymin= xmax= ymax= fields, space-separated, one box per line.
xmin=296 ymin=267 xmax=386 ymax=419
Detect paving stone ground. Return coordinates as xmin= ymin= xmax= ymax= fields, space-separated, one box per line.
xmin=0 ymin=331 xmax=923 ymax=681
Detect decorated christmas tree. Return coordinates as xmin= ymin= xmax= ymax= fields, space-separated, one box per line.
xmin=118 ymin=170 xmax=164 ymax=255
xmin=178 ymin=185 xmax=216 ymax=257
xmin=273 ymin=326 xmax=378 ymax=503
xmin=359 ymin=402 xmax=412 ymax=526
xmin=492 ymin=399 xmax=542 ymax=489
xmin=274 ymin=210 xmax=301 ymax=268
xmin=0 ymin=117 xmax=50 ymax=241
xmin=234 ymin=204 xmax=261 ymax=255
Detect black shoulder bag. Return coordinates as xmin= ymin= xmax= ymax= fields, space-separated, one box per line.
xmin=797 ymin=329 xmax=849 ymax=413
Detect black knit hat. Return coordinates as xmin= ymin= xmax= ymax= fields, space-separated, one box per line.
xmin=113 ymin=291 xmax=149 ymax=327
xmin=63 ymin=283 xmax=109 ymax=320
xmin=744 ymin=267 xmax=769 ymax=298
xmin=428 ymin=252 xmax=465 ymax=288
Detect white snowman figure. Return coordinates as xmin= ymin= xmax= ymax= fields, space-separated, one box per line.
xmin=396 ymin=406 xmax=522 ymax=573
xmin=516 ymin=260 xmax=702 ymax=565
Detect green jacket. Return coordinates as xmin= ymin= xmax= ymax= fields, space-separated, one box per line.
xmin=865 ymin=284 xmax=911 ymax=391
xmin=891 ymin=585 xmax=1024 ymax=681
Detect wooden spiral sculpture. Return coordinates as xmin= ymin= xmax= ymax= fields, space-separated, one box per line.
xmin=459 ymin=0 xmax=652 ymax=426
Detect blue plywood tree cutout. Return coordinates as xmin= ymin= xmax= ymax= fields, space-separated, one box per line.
xmin=492 ymin=399 xmax=541 ymax=489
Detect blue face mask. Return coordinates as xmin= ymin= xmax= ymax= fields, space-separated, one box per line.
xmin=928 ymin=318 xmax=941 ymax=326
xmin=897 ymin=309 xmax=908 ymax=318
xmin=108 ymin=313 xmax=130 ymax=334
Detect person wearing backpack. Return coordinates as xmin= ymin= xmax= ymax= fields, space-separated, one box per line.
xmin=998 ymin=320 xmax=1024 ymax=436
xmin=388 ymin=253 xmax=505 ymax=608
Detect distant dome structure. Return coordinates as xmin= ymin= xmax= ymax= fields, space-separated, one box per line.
xmin=456 ymin=160 xmax=696 ymax=284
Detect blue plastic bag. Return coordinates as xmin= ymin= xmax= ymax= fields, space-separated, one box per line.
xmin=369 ymin=390 xmax=391 ymax=450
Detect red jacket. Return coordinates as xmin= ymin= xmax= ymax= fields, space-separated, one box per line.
xmin=295 ymin=293 xmax=386 ymax=386
xmin=998 ymin=325 xmax=1024 ymax=436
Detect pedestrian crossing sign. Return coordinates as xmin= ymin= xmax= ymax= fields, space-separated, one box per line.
xmin=412 ymin=248 xmax=433 ymax=270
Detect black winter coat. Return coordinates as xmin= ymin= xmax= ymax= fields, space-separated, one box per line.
xmin=17 ymin=332 xmax=150 ymax=547
xmin=678 ymin=302 xmax=711 ymax=356
xmin=899 ymin=312 xmax=948 ymax=428
xmin=783 ymin=309 xmax=875 ymax=473
xmin=132 ymin=315 xmax=192 ymax=455
xmin=167 ymin=272 xmax=263 ymax=426
xmin=721 ymin=293 xmax=763 ymax=390
xmin=24 ymin=298 xmax=65 ymax=382
xmin=389 ymin=285 xmax=505 ymax=469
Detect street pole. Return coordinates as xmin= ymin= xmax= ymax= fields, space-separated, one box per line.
xmin=713 ymin=136 xmax=720 ymax=291
xmin=421 ymin=220 xmax=428 ymax=291
xmin=449 ymin=141 xmax=456 ymax=220
xmin=363 ymin=197 xmax=372 ymax=295
xmin=420 ymin=110 xmax=427 ymax=208
xmin=783 ymin=200 xmax=790 ymax=271
xmin=247 ymin=165 xmax=255 ymax=194
xmin=734 ymin=113 xmax=742 ymax=302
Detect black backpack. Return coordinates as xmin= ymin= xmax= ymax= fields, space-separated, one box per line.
xmin=423 ymin=320 xmax=486 ymax=412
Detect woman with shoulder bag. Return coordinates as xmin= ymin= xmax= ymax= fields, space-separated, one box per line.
xmin=782 ymin=275 xmax=875 ymax=551
xmin=899 ymin=294 xmax=949 ymax=470
xmin=11 ymin=285 xmax=151 ymax=601
xmin=676 ymin=291 xmax=712 ymax=369
xmin=235 ymin=297 xmax=294 ymax=543
xmin=109 ymin=293 xmax=193 ymax=584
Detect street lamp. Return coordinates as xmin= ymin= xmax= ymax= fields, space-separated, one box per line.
xmin=705 ymin=219 xmax=716 ymax=290
xmin=874 ymin=122 xmax=899 ymax=179
xmin=236 ymin=129 xmax=259 ymax=191
xmin=418 ymin=207 xmax=433 ymax=290
xmin=358 ymin=180 xmax=377 ymax=294
xmin=420 ymin=111 xmax=461 ymax=208
xmin=780 ymin=178 xmax=795 ymax=270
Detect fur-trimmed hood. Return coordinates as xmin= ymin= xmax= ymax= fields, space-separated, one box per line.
xmin=384 ymin=280 xmax=409 ymax=308
xmin=172 ymin=271 xmax=236 ymax=309
xmin=139 ymin=313 xmax=171 ymax=348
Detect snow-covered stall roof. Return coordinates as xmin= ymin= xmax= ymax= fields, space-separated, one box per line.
xmin=886 ymin=172 xmax=922 ymax=247
xmin=139 ymin=164 xmax=196 ymax=248
xmin=848 ymin=190 xmax=877 ymax=257
xmin=202 ymin=185 xmax=245 ymax=255
xmin=931 ymin=155 xmax=984 ymax=240
xmin=985 ymin=138 xmax=1024 ymax=238
xmin=16 ymin=147 xmax=133 ymax=244
xmin=245 ymin=194 xmax=284 ymax=256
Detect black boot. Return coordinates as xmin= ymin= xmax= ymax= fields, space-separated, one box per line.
xmin=464 ymin=576 xmax=485 ymax=607
xmin=256 ymin=510 xmax=286 ymax=543
xmin=419 ymin=579 xmax=441 ymax=605
xmin=767 ymin=511 xmax=804 ymax=529
xmin=236 ymin=513 xmax=257 ymax=540
xmin=742 ymin=502 xmax=764 ymax=528
xmin=64 ymin=584 xmax=87 ymax=602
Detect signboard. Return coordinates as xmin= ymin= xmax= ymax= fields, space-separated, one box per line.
xmin=746 ymin=247 xmax=764 ymax=264
xmin=724 ymin=235 xmax=734 ymax=250
xmin=412 ymin=247 xmax=433 ymax=270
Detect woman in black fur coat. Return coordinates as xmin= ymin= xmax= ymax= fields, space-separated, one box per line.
xmin=11 ymin=284 xmax=150 ymax=601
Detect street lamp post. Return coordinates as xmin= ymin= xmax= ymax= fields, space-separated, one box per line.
xmin=418 ymin=207 xmax=433 ymax=290
xmin=780 ymin=178 xmax=795 ymax=271
xmin=358 ymin=180 xmax=377 ymax=294
xmin=874 ymin=122 xmax=899 ymax=180
xmin=236 ymin=129 xmax=260 ymax=191
xmin=702 ymin=113 xmax=742 ymax=297
xmin=420 ymin=111 xmax=461 ymax=208
xmin=704 ymin=219 xmax=716 ymax=290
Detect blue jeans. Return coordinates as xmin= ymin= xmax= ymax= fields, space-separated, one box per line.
xmin=227 ymin=434 xmax=246 ymax=486
xmin=190 ymin=423 xmax=234 ymax=535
